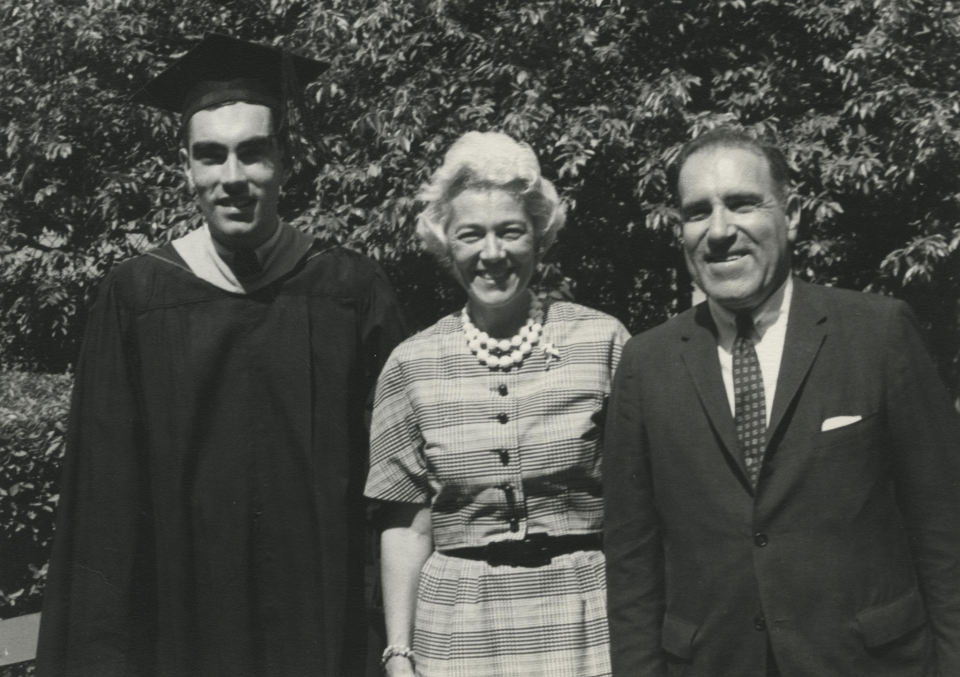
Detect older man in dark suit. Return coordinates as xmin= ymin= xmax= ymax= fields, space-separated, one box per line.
xmin=604 ymin=127 xmax=960 ymax=676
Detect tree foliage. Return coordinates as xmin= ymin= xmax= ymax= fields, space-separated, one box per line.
xmin=2 ymin=0 xmax=958 ymax=391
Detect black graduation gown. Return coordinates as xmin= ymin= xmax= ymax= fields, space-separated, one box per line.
xmin=36 ymin=243 xmax=406 ymax=677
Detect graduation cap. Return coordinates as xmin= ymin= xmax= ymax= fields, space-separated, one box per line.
xmin=131 ymin=33 xmax=329 ymax=123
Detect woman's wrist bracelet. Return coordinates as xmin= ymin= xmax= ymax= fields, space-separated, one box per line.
xmin=380 ymin=644 xmax=415 ymax=673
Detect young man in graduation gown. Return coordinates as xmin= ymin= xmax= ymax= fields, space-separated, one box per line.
xmin=36 ymin=35 xmax=406 ymax=677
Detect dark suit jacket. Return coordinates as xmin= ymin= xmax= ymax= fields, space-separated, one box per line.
xmin=604 ymin=280 xmax=960 ymax=676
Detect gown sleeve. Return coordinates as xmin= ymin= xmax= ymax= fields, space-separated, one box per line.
xmin=347 ymin=256 xmax=409 ymax=505
xmin=359 ymin=260 xmax=409 ymax=414
xmin=35 ymin=265 xmax=156 ymax=677
xmin=333 ymin=255 xmax=409 ymax=676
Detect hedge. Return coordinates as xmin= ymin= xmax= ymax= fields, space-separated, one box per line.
xmin=0 ymin=371 xmax=71 ymax=621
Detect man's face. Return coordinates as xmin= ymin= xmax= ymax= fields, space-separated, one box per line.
xmin=678 ymin=146 xmax=798 ymax=312
xmin=180 ymin=102 xmax=287 ymax=249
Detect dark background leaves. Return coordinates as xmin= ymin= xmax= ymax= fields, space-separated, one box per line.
xmin=1 ymin=0 xmax=959 ymax=639
xmin=3 ymin=0 xmax=958 ymax=380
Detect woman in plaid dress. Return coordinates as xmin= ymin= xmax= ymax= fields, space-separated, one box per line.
xmin=366 ymin=132 xmax=629 ymax=677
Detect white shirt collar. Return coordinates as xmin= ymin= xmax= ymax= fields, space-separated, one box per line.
xmin=708 ymin=276 xmax=793 ymax=344
xmin=707 ymin=276 xmax=794 ymax=425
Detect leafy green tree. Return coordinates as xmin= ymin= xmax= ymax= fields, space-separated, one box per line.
xmin=2 ymin=0 xmax=958 ymax=396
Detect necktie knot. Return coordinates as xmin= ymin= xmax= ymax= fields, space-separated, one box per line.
xmin=736 ymin=312 xmax=755 ymax=340
xmin=230 ymin=248 xmax=263 ymax=279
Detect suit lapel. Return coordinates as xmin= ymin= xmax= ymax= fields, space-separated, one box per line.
xmin=678 ymin=281 xmax=830 ymax=492
xmin=766 ymin=280 xmax=828 ymax=448
xmin=679 ymin=304 xmax=747 ymax=481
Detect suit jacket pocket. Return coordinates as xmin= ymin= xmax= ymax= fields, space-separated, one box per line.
xmin=661 ymin=612 xmax=699 ymax=659
xmin=856 ymin=587 xmax=927 ymax=648
xmin=813 ymin=411 xmax=880 ymax=450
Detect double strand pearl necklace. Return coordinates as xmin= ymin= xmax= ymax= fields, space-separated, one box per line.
xmin=462 ymin=294 xmax=543 ymax=370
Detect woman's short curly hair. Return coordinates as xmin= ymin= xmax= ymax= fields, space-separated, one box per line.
xmin=416 ymin=131 xmax=566 ymax=266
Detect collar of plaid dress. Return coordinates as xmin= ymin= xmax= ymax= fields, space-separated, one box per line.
xmin=131 ymin=33 xmax=328 ymax=127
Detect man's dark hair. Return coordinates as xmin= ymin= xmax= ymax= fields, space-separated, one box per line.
xmin=672 ymin=127 xmax=791 ymax=203
xmin=180 ymin=103 xmax=291 ymax=161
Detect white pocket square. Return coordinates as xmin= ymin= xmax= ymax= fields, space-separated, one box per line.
xmin=821 ymin=415 xmax=862 ymax=432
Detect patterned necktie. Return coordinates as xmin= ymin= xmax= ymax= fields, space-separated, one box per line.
xmin=733 ymin=312 xmax=766 ymax=488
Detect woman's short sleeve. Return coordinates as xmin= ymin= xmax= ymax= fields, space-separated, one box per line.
xmin=364 ymin=347 xmax=431 ymax=504
xmin=610 ymin=320 xmax=631 ymax=374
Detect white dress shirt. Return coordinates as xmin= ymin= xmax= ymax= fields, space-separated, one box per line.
xmin=708 ymin=276 xmax=793 ymax=427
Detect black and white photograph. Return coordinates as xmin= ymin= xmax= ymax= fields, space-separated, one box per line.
xmin=1 ymin=1 xmax=959 ymax=676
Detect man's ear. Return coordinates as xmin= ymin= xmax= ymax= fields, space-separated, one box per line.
xmin=279 ymin=149 xmax=293 ymax=187
xmin=671 ymin=207 xmax=684 ymax=244
xmin=785 ymin=194 xmax=801 ymax=243
xmin=179 ymin=147 xmax=195 ymax=191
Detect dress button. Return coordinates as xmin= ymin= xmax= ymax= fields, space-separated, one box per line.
xmin=498 ymin=384 xmax=508 ymax=396
xmin=754 ymin=532 xmax=768 ymax=547
xmin=754 ymin=616 xmax=766 ymax=631
xmin=498 ymin=449 xmax=510 ymax=465
xmin=497 ymin=413 xmax=509 ymax=424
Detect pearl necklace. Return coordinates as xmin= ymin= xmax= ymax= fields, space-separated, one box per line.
xmin=462 ymin=295 xmax=543 ymax=370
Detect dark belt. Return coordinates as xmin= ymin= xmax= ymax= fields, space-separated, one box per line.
xmin=440 ymin=532 xmax=602 ymax=568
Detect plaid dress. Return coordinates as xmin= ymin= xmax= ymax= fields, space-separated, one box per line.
xmin=366 ymin=301 xmax=629 ymax=677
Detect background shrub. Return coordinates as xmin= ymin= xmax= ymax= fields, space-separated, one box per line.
xmin=0 ymin=371 xmax=71 ymax=620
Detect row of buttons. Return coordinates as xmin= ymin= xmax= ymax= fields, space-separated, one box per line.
xmin=496 ymin=382 xmax=511 ymax=459
xmin=497 ymin=382 xmax=517 ymax=530
xmin=753 ymin=531 xmax=768 ymax=632
xmin=496 ymin=384 xmax=510 ymax=424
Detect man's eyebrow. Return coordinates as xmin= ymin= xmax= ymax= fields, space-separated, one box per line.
xmin=680 ymin=197 xmax=710 ymax=213
xmin=190 ymin=140 xmax=225 ymax=155
xmin=236 ymin=135 xmax=275 ymax=150
xmin=723 ymin=190 xmax=764 ymax=202
xmin=190 ymin=136 xmax=275 ymax=154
